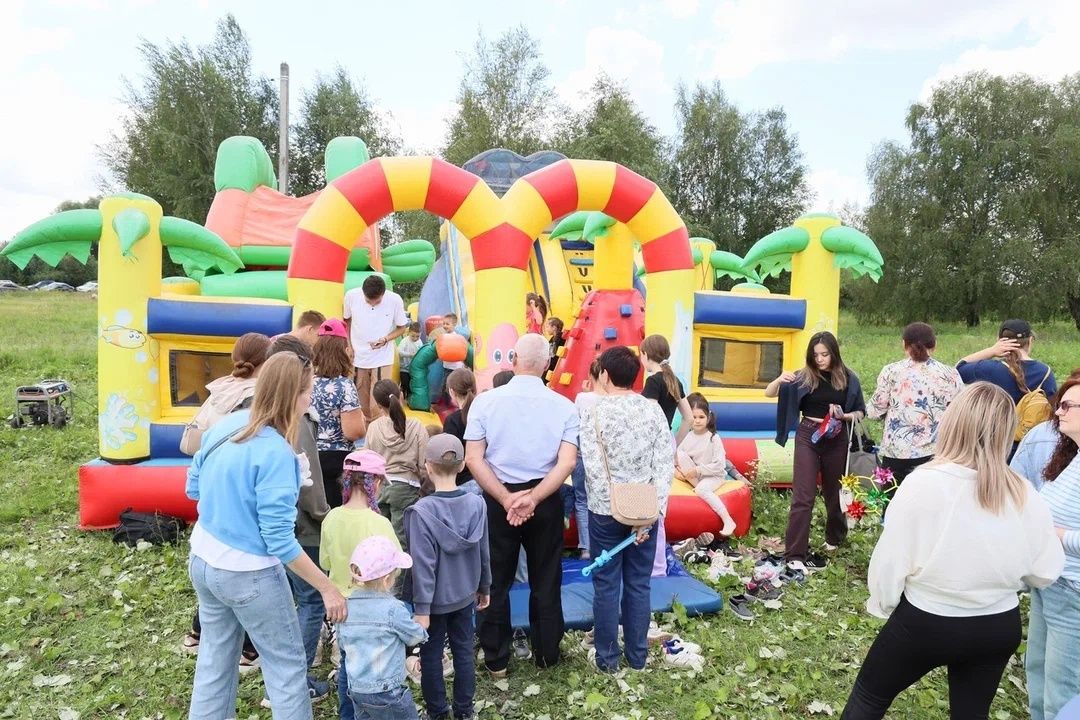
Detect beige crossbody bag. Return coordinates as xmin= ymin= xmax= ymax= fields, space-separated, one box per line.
xmin=593 ymin=412 xmax=659 ymax=527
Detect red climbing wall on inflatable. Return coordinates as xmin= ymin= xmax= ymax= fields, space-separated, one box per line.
xmin=548 ymin=289 xmax=646 ymax=398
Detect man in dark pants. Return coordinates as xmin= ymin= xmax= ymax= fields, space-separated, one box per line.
xmin=464 ymin=333 xmax=578 ymax=676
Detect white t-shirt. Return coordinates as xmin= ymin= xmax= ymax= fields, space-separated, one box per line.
xmin=343 ymin=289 xmax=409 ymax=369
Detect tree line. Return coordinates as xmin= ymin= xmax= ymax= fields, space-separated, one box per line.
xmin=4 ymin=15 xmax=1079 ymax=330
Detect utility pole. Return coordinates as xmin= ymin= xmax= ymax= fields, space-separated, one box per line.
xmin=278 ymin=62 xmax=289 ymax=194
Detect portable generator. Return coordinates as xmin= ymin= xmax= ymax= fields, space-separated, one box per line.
xmin=10 ymin=379 xmax=73 ymax=428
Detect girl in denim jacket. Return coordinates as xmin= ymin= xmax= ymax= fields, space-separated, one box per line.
xmin=337 ymin=535 xmax=428 ymax=719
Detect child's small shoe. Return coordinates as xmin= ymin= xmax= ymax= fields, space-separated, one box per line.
xmin=405 ymin=655 xmax=422 ymax=684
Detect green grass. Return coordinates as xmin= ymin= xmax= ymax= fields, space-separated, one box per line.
xmin=0 ymin=294 xmax=1072 ymax=719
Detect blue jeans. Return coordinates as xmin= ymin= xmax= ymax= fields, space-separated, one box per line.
xmin=571 ymin=456 xmax=589 ymax=550
xmin=1026 ymin=578 xmax=1080 ymax=720
xmin=420 ymin=603 xmax=476 ymax=719
xmin=286 ymin=545 xmax=325 ymax=669
xmin=188 ymin=555 xmax=311 ymax=720
xmin=350 ymin=685 xmax=418 ymax=720
xmin=338 ymin=646 xmax=355 ymax=720
xmin=587 ymin=511 xmax=657 ymax=671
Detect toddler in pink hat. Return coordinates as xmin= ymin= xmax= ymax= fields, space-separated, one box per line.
xmin=337 ymin=536 xmax=427 ymax=718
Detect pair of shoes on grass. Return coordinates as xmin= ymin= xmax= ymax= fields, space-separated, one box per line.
xmin=181 ymin=634 xmax=260 ymax=676
xmin=259 ymin=677 xmax=330 ymax=709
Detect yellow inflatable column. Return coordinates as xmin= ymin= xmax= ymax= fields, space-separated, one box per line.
xmin=593 ymin=223 xmax=634 ymax=291
xmin=97 ymin=194 xmax=163 ymax=462
xmin=790 ymin=214 xmax=842 ymax=354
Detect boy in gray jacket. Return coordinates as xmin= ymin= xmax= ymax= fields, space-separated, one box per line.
xmin=404 ymin=434 xmax=490 ymax=720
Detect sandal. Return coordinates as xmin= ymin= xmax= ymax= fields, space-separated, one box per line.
xmin=181 ymin=633 xmax=200 ymax=655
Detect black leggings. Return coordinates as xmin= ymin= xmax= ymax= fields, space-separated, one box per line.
xmin=318 ymin=450 xmax=350 ymax=509
xmin=842 ymin=596 xmax=1020 ymax=720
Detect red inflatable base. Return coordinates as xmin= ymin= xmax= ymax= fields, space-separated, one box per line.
xmin=79 ymin=460 xmax=196 ymax=530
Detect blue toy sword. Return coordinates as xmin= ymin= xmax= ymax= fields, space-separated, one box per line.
xmin=581 ymin=532 xmax=639 ymax=577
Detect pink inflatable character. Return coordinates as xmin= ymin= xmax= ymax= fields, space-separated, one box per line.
xmin=474 ymin=322 xmax=519 ymax=391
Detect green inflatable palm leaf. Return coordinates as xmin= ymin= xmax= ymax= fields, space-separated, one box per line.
xmin=710 ymin=250 xmax=761 ymax=283
xmin=742 ymin=226 xmax=810 ymax=279
xmin=820 ymin=226 xmax=884 ymax=282
xmin=1 ymin=209 xmax=101 ymax=269
xmin=382 ymin=239 xmax=436 ymax=283
xmin=160 ymin=217 xmax=243 ymax=280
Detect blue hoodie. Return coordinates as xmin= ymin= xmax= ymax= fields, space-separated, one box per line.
xmin=404 ymin=489 xmax=490 ymax=615
xmin=185 ymin=410 xmax=303 ymax=564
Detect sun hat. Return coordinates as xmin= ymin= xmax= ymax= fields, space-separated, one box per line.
xmin=999 ymin=319 xmax=1033 ymax=339
xmin=350 ymin=535 xmax=412 ymax=582
xmin=425 ymin=433 xmax=465 ymax=464
xmin=343 ymin=449 xmax=386 ymax=476
xmin=319 ymin=318 xmax=348 ymax=338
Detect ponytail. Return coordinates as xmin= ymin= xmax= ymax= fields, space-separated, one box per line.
xmin=388 ymin=394 xmax=407 ymax=437
xmin=446 ymin=368 xmax=477 ymax=426
xmin=1003 ymin=352 xmax=1029 ymax=393
xmin=372 ymin=379 xmax=407 ymax=437
xmin=641 ymin=334 xmax=682 ymax=402
xmin=707 ymin=410 xmax=717 ymax=436
xmin=902 ymin=322 xmax=935 ymax=363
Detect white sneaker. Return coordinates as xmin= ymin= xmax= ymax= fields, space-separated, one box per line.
xmin=664 ymin=637 xmax=702 ymax=655
xmin=405 ymin=655 xmax=421 ymax=684
xmin=661 ymin=645 xmax=704 ymax=672
xmin=647 ymin=621 xmax=673 ymax=645
xmin=786 ymin=560 xmax=808 ymax=574
xmin=823 ymin=542 xmax=839 ymax=552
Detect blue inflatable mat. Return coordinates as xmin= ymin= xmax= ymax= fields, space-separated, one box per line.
xmin=508 ymin=554 xmax=723 ymax=631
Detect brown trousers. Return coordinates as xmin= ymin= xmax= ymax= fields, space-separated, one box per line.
xmin=354 ymin=364 xmax=393 ymax=421
xmin=784 ymin=418 xmax=849 ymax=562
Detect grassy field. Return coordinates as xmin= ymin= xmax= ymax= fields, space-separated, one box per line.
xmin=0 ymin=292 xmax=1075 ymax=719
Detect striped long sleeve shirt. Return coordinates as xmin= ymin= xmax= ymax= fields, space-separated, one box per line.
xmin=1041 ymin=454 xmax=1080 ymax=585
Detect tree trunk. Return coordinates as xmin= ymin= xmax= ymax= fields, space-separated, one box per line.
xmin=1067 ymin=291 xmax=1080 ymax=331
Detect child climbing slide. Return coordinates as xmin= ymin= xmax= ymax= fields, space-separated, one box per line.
xmin=676 ymin=394 xmax=740 ymax=537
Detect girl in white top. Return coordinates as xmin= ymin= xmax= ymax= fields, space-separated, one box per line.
xmin=676 ymin=393 xmax=738 ymax=536
xmin=842 ymin=382 xmax=1064 ymax=720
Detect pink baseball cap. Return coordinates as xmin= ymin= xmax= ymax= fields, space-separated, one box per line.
xmin=319 ymin=318 xmax=348 ymax=338
xmin=343 ymin=449 xmax=386 ymax=476
xmin=350 ymin=535 xmax=412 ymax=582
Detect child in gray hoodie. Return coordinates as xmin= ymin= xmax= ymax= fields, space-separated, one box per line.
xmin=404 ymin=434 xmax=490 ymax=720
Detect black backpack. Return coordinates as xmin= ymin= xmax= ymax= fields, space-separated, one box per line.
xmin=112 ymin=509 xmax=187 ymax=547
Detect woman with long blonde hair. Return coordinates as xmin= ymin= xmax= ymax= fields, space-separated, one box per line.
xmin=186 ymin=352 xmax=348 ymax=718
xmin=841 ymin=381 xmax=1064 ymax=720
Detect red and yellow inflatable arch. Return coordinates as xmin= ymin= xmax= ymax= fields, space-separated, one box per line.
xmin=286 ymin=157 xmax=696 ymax=369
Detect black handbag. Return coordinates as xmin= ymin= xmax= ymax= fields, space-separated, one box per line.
xmin=112 ymin=509 xmax=187 ymax=546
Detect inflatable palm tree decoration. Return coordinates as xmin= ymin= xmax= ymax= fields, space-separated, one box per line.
xmin=741 ymin=213 xmax=883 ymax=352
xmin=2 ymin=193 xmax=242 ymax=461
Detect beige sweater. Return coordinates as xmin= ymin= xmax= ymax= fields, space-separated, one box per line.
xmin=364 ymin=416 xmax=428 ymax=487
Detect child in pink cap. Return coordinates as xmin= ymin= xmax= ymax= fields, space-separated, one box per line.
xmin=337 ymin=535 xmax=427 ymax=719
xmin=320 ymin=449 xmax=402 ymax=720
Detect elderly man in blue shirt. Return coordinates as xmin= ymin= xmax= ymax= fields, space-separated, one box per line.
xmin=464 ymin=332 xmax=579 ymax=676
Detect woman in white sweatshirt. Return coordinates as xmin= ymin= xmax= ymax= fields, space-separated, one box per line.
xmin=841 ymin=381 xmax=1064 ymax=720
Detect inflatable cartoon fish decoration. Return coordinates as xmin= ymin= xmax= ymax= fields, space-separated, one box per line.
xmin=101 ymin=325 xmax=146 ymax=349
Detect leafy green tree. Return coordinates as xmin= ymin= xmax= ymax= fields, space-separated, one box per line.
xmin=290 ymin=67 xmax=400 ymax=197
xmin=100 ymin=14 xmax=278 ymax=223
xmin=669 ymin=82 xmax=808 ymax=259
xmin=856 ymin=72 xmax=1080 ymax=327
xmin=553 ymin=75 xmax=670 ymax=189
xmin=443 ymin=26 xmax=557 ymax=166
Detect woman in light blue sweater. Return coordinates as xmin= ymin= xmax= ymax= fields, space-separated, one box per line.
xmin=186 ymin=352 xmax=347 ymax=719
xmin=1027 ymin=375 xmax=1080 ymax=720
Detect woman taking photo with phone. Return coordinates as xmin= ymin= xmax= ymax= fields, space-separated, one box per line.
xmin=765 ymin=331 xmax=866 ymax=577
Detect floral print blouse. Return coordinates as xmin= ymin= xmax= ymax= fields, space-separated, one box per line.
xmin=868 ymin=358 xmax=963 ymax=459
xmin=311 ymin=376 xmax=360 ymax=452
xmin=578 ymin=394 xmax=675 ymax=518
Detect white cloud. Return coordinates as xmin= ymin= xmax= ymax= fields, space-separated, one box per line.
xmin=808 ymin=168 xmax=868 ymax=213
xmin=920 ymin=1 xmax=1080 ymax=97
xmin=666 ymin=0 xmax=699 ymax=20
xmin=557 ymin=26 xmax=667 ymax=111
xmin=389 ymin=102 xmax=456 ymax=155
xmin=0 ymin=4 xmax=120 ymax=242
xmin=702 ymin=0 xmax=1039 ymax=79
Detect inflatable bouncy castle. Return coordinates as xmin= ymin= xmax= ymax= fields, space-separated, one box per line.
xmin=2 ymin=137 xmax=882 ymax=542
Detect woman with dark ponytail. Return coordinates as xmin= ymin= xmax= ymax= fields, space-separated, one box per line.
xmin=869 ymin=322 xmax=963 ymax=487
xmin=442 ymin=368 xmax=477 ymax=489
xmin=640 ymin=334 xmax=692 ymax=441
xmin=365 ymin=379 xmax=428 ymax=548
xmin=957 ymin=319 xmax=1057 ymax=405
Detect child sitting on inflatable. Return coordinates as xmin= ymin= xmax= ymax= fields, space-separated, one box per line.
xmin=675 ymin=393 xmax=746 ymax=537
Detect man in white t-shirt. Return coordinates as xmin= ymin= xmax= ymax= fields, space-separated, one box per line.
xmin=343 ymin=275 xmax=409 ymax=420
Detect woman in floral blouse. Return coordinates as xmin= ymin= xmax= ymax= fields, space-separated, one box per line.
xmin=868 ymin=323 xmax=963 ymax=488
xmin=311 ymin=319 xmax=367 ymax=507
xmin=578 ymin=346 xmax=674 ymax=672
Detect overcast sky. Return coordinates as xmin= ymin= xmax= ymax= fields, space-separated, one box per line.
xmin=2 ymin=0 xmax=1078 ymax=241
